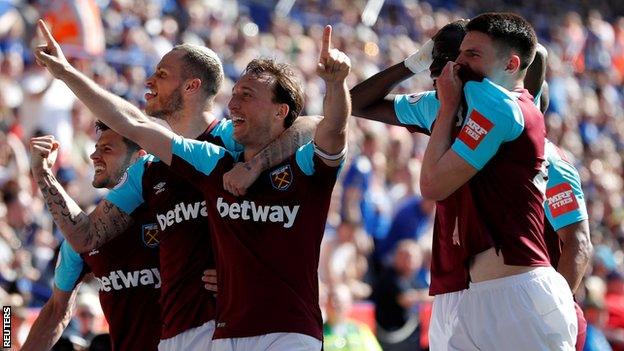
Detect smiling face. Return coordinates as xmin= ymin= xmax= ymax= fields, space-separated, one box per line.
xmin=227 ymin=72 xmax=285 ymax=148
xmin=144 ymin=50 xmax=185 ymax=119
xmin=90 ymin=130 xmax=136 ymax=189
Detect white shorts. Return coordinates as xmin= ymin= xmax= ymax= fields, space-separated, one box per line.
xmin=429 ymin=290 xmax=465 ymax=351
xmin=158 ymin=320 xmax=215 ymax=351
xmin=449 ymin=267 xmax=577 ymax=351
xmin=212 ymin=332 xmax=322 ymax=351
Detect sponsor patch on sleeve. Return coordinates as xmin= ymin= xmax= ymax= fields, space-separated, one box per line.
xmin=457 ymin=110 xmax=494 ymax=150
xmin=546 ymin=183 xmax=579 ymax=217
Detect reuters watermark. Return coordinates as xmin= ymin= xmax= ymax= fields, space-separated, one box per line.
xmin=2 ymin=306 xmax=10 ymax=349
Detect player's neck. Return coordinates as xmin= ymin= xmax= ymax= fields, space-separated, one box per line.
xmin=168 ymin=110 xmax=216 ymax=139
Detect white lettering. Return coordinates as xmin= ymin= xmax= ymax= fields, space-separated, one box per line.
xmin=156 ymin=201 xmax=208 ymax=231
xmin=283 ymin=205 xmax=300 ymax=229
xmin=99 ymin=276 xmax=111 ymax=292
xmin=217 ymin=197 xmax=300 ymax=228
xmin=96 ymin=268 xmax=161 ymax=291
xmin=252 ymin=202 xmax=270 ymax=222
xmin=117 ymin=270 xmax=139 ymax=288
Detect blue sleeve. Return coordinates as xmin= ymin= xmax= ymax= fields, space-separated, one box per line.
xmin=451 ymin=79 xmax=525 ymax=170
xmin=295 ymin=142 xmax=345 ymax=176
xmin=394 ymin=91 xmax=439 ymax=132
xmin=105 ymin=155 xmax=150 ymax=214
xmin=54 ymin=241 xmax=84 ymax=292
xmin=545 ymin=158 xmax=588 ymax=231
xmin=211 ymin=119 xmax=243 ymax=152
xmin=171 ymin=135 xmax=229 ymax=176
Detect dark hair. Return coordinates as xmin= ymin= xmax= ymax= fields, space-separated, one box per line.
xmin=95 ymin=121 xmax=140 ymax=154
xmin=172 ymin=44 xmax=224 ymax=98
xmin=466 ymin=13 xmax=537 ymax=70
xmin=242 ymin=58 xmax=304 ymax=128
xmin=429 ymin=19 xmax=469 ymax=77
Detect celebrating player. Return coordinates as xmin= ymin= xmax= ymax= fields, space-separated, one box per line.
xmin=33 ymin=18 xmax=349 ymax=350
xmin=351 ymin=18 xmax=591 ymax=350
xmin=23 ymin=123 xmax=161 ymax=350
xmin=31 ymin=20 xmax=318 ymax=350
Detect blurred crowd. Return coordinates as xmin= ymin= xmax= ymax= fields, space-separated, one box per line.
xmin=0 ymin=0 xmax=622 ymax=350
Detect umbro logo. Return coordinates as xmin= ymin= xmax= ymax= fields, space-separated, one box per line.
xmin=154 ymin=182 xmax=166 ymax=195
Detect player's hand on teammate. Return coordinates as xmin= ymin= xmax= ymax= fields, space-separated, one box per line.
xmin=202 ymin=269 xmax=217 ymax=293
xmin=30 ymin=136 xmax=60 ymax=173
xmin=316 ymin=25 xmax=351 ymax=83
xmin=223 ymin=162 xmax=258 ymax=197
xmin=33 ymin=20 xmax=71 ymax=79
xmin=436 ymin=61 xmax=463 ymax=115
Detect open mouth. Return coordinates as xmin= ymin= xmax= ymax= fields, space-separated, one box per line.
xmin=231 ymin=115 xmax=245 ymax=127
xmin=145 ymin=89 xmax=157 ymax=101
xmin=94 ymin=164 xmax=105 ymax=174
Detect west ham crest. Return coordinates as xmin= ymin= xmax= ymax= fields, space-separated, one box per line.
xmin=270 ymin=165 xmax=293 ymax=191
xmin=142 ymin=223 xmax=160 ymax=248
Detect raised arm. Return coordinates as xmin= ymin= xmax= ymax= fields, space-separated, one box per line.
xmin=350 ymin=62 xmax=414 ymax=125
xmin=21 ymin=286 xmax=78 ymax=351
xmin=30 ymin=136 xmax=132 ymax=252
xmin=223 ymin=115 xmax=322 ymax=196
xmin=314 ymin=25 xmax=351 ymax=166
xmin=33 ymin=20 xmax=176 ymax=164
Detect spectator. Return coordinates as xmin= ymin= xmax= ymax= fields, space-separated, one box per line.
xmin=323 ymin=284 xmax=382 ymax=351
xmin=372 ymin=240 xmax=430 ymax=351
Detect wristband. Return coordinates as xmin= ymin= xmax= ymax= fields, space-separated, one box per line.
xmin=404 ymin=39 xmax=434 ymax=74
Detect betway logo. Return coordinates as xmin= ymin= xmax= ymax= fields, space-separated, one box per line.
xmin=156 ymin=201 xmax=208 ymax=230
xmin=96 ymin=268 xmax=161 ymax=292
xmin=216 ymin=197 xmax=299 ymax=228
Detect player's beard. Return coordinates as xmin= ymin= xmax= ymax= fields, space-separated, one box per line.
xmin=148 ymin=86 xmax=184 ymax=122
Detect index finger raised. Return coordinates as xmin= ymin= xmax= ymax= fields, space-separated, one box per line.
xmin=320 ymin=25 xmax=332 ymax=57
xmin=37 ymin=19 xmax=55 ymax=45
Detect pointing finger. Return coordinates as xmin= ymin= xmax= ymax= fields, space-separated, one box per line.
xmin=320 ymin=25 xmax=332 ymax=58
xmin=37 ymin=19 xmax=55 ymax=46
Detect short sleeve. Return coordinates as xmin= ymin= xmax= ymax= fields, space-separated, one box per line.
xmin=544 ymin=158 xmax=588 ymax=231
xmin=54 ymin=241 xmax=85 ymax=292
xmin=106 ymin=155 xmax=150 ymax=214
xmin=170 ymin=135 xmax=231 ymax=189
xmin=394 ymin=91 xmax=439 ymax=133
xmin=295 ymin=142 xmax=344 ymax=176
xmin=451 ymin=79 xmax=525 ymax=170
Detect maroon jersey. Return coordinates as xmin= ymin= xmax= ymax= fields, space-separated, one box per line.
xmin=57 ymin=204 xmax=161 ymax=351
xmin=106 ymin=119 xmax=239 ymax=338
xmin=169 ymin=139 xmax=339 ymax=341
xmin=451 ymin=81 xmax=549 ymax=267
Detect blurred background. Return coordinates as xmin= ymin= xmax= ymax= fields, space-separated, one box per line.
xmin=0 ymin=0 xmax=623 ymax=350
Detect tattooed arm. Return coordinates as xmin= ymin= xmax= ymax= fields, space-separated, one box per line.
xmin=30 ymin=136 xmax=132 ymax=253
xmin=222 ymin=115 xmax=321 ymax=195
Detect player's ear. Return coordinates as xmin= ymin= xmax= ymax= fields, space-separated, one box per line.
xmin=506 ymin=54 xmax=521 ymax=74
xmin=184 ymin=78 xmax=202 ymax=94
xmin=276 ymin=103 xmax=289 ymax=121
